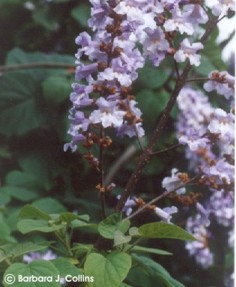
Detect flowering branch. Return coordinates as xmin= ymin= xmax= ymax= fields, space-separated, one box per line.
xmin=116 ymin=15 xmax=219 ymax=213
xmin=123 ymin=174 xmax=200 ymax=222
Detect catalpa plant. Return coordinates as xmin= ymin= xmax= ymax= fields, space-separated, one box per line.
xmin=1 ymin=0 xmax=234 ymax=287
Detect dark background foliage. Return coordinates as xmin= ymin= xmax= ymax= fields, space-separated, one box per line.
xmin=0 ymin=1 xmax=234 ymax=286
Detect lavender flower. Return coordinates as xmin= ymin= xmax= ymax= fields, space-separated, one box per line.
xmin=162 ymin=168 xmax=186 ymax=194
xmin=154 ymin=206 xmax=178 ymax=223
xmin=174 ymin=38 xmax=203 ymax=66
xmin=23 ymin=250 xmax=57 ymax=263
xmin=164 ymin=8 xmax=194 ymax=35
xmin=117 ymin=195 xmax=138 ymax=216
xmin=204 ymin=71 xmax=235 ymax=99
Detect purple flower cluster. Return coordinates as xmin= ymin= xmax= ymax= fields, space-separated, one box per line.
xmin=176 ymin=86 xmax=234 ymax=269
xmin=185 ymin=215 xmax=213 ymax=268
xmin=176 ymin=87 xmax=234 ymax=190
xmin=65 ymin=0 xmax=216 ymax=152
xmin=204 ymin=70 xmax=235 ymax=100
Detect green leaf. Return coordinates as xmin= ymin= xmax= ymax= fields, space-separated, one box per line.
xmin=138 ymin=63 xmax=169 ymax=89
xmin=114 ymin=231 xmax=132 ymax=246
xmin=0 ymin=73 xmax=45 ymax=136
xmin=130 ymin=245 xmax=172 ymax=256
xmin=98 ymin=213 xmax=130 ymax=239
xmin=132 ymin=254 xmax=184 ymax=287
xmin=17 ymin=219 xmax=64 ymax=234
xmin=52 ymin=258 xmax=82 ymax=277
xmin=71 ymin=4 xmax=90 ymax=27
xmin=6 ymin=170 xmax=41 ymax=189
xmin=32 ymin=198 xmax=66 ymax=213
xmin=139 ymin=222 xmax=195 ymax=241
xmin=84 ymin=252 xmax=132 ymax=287
xmin=0 ymin=186 xmax=39 ymax=202
xmin=0 ymin=242 xmax=49 ymax=263
xmin=0 ymin=193 xmax=11 ymax=206
xmin=18 ymin=154 xmax=53 ymax=190
xmin=59 ymin=212 xmax=89 ymax=224
xmin=18 ymin=205 xmax=51 ymax=221
xmin=129 ymin=227 xmax=140 ymax=237
xmin=0 ymin=219 xmax=11 ymax=240
xmin=136 ymin=89 xmax=168 ymax=132
xmin=6 ymin=48 xmax=74 ymax=79
xmin=72 ymin=243 xmax=93 ymax=258
xmin=3 ymin=260 xmax=60 ymax=287
xmin=42 ymin=75 xmax=72 ymax=104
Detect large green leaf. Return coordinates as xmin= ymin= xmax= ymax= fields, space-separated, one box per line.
xmin=52 ymin=258 xmax=83 ymax=277
xmin=0 ymin=73 xmax=45 ymax=136
xmin=17 ymin=219 xmax=64 ymax=234
xmin=0 ymin=186 xmax=39 ymax=202
xmin=137 ymin=63 xmax=169 ymax=89
xmin=139 ymin=222 xmax=195 ymax=241
xmin=3 ymin=260 xmax=60 ymax=287
xmin=31 ymin=198 xmax=66 ymax=214
xmin=18 ymin=205 xmax=51 ymax=221
xmin=0 ymin=242 xmax=49 ymax=263
xmin=98 ymin=213 xmax=130 ymax=239
xmin=84 ymin=252 xmax=132 ymax=287
xmin=132 ymin=254 xmax=184 ymax=287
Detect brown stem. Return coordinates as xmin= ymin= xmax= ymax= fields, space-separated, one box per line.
xmin=116 ymin=15 xmax=219 ymax=213
xmin=99 ymin=125 xmax=106 ymax=219
xmin=124 ymin=174 xmax=200 ymax=222
xmin=0 ymin=62 xmax=74 ymax=73
xmin=151 ymin=143 xmax=181 ymax=156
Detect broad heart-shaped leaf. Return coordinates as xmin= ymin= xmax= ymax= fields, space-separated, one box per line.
xmin=18 ymin=205 xmax=52 ymax=221
xmin=31 ymin=198 xmax=66 ymax=214
xmin=139 ymin=222 xmax=195 ymax=241
xmin=0 ymin=242 xmax=49 ymax=263
xmin=52 ymin=258 xmax=82 ymax=277
xmin=114 ymin=230 xmax=132 ymax=246
xmin=0 ymin=73 xmax=45 ymax=136
xmin=3 ymin=260 xmax=60 ymax=287
xmin=17 ymin=219 xmax=64 ymax=234
xmin=98 ymin=213 xmax=130 ymax=239
xmin=132 ymin=254 xmax=184 ymax=287
xmin=84 ymin=252 xmax=132 ymax=287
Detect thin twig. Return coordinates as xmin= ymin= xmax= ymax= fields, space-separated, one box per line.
xmin=116 ymin=15 xmax=219 ymax=213
xmin=151 ymin=143 xmax=181 ymax=156
xmin=99 ymin=125 xmax=106 ymax=219
xmin=185 ymin=77 xmax=210 ymax=83
xmin=124 ymin=174 xmax=200 ymax=222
